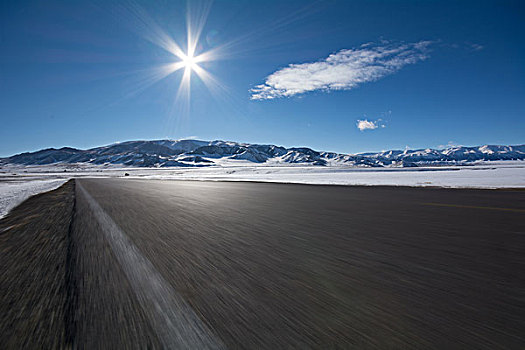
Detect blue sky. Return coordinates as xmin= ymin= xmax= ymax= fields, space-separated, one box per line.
xmin=1 ymin=0 xmax=524 ymax=156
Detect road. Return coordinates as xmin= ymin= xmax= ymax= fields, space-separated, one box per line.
xmin=1 ymin=178 xmax=524 ymax=349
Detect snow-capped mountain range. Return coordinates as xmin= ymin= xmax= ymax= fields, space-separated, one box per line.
xmin=1 ymin=140 xmax=524 ymax=168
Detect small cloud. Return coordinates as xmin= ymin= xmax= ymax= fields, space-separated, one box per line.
xmin=438 ymin=141 xmax=461 ymax=149
xmin=356 ymin=116 xmax=387 ymax=131
xmin=251 ymin=40 xmax=433 ymax=100
xmin=465 ymin=41 xmax=485 ymax=51
xmin=357 ymin=119 xmax=380 ymax=131
xmin=467 ymin=42 xmax=484 ymax=51
xmin=442 ymin=41 xmax=484 ymax=52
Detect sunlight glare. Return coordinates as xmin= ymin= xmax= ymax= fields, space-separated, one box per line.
xmin=181 ymin=53 xmax=202 ymax=72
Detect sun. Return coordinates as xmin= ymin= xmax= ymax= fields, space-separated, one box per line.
xmin=181 ymin=53 xmax=200 ymax=71
xmin=132 ymin=2 xmax=223 ymax=114
xmin=178 ymin=50 xmax=206 ymax=73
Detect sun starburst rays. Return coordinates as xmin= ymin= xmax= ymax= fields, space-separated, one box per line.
xmin=115 ymin=0 xmax=320 ymax=111
xmin=152 ymin=12 xmax=218 ymax=122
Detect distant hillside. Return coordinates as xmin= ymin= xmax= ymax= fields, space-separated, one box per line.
xmin=1 ymin=140 xmax=524 ymax=167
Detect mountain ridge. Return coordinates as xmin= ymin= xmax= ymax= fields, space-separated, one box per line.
xmin=1 ymin=139 xmax=524 ymax=168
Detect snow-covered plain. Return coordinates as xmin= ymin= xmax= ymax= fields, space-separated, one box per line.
xmin=134 ymin=163 xmax=525 ymax=188
xmin=1 ymin=161 xmax=524 ymax=219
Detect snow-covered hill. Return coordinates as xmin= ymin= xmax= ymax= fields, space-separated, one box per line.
xmin=1 ymin=140 xmax=524 ymax=168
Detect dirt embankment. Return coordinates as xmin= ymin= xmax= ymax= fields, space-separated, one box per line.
xmin=0 ymin=180 xmax=161 ymax=349
xmin=0 ymin=180 xmax=75 ymax=348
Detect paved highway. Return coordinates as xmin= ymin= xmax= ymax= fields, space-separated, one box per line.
xmin=1 ymin=178 xmax=524 ymax=349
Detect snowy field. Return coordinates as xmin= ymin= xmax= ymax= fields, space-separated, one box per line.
xmin=130 ymin=162 xmax=525 ymax=188
xmin=1 ymin=161 xmax=524 ymax=219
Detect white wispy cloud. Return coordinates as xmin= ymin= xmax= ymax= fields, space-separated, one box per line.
xmin=467 ymin=43 xmax=484 ymax=51
xmin=251 ymin=41 xmax=432 ymax=100
xmin=438 ymin=141 xmax=461 ymax=149
xmin=356 ymin=119 xmax=385 ymax=131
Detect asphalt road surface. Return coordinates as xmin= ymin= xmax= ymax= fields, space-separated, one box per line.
xmin=1 ymin=178 xmax=524 ymax=349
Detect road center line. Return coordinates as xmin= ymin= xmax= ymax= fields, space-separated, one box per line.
xmin=77 ymin=182 xmax=224 ymax=349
